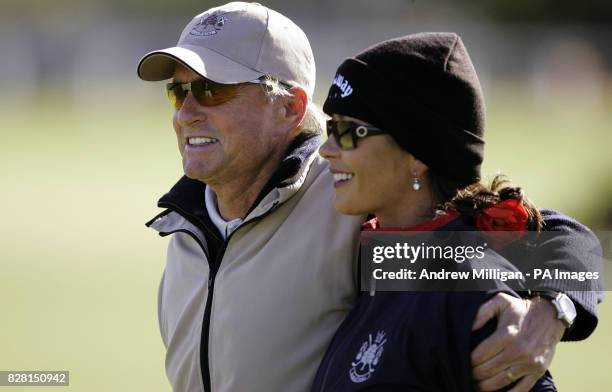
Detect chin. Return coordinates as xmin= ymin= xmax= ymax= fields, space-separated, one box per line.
xmin=183 ymin=167 xmax=209 ymax=183
xmin=333 ymin=198 xmax=367 ymax=217
xmin=183 ymin=160 xmax=210 ymax=180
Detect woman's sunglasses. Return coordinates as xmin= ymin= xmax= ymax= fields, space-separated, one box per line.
xmin=165 ymin=78 xmax=263 ymax=109
xmin=326 ymin=119 xmax=386 ymax=150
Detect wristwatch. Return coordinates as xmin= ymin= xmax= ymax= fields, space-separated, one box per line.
xmin=532 ymin=291 xmax=577 ymax=329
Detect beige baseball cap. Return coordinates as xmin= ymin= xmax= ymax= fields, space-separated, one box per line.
xmin=137 ymin=1 xmax=315 ymax=98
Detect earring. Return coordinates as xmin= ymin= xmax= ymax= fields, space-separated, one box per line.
xmin=412 ymin=176 xmax=421 ymax=191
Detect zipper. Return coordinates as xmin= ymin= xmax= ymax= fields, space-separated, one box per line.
xmin=194 ymin=202 xmax=279 ymax=392
xmin=199 ymin=241 xmax=226 ymax=391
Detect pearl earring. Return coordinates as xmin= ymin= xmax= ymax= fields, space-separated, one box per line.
xmin=412 ymin=176 xmax=421 ymax=191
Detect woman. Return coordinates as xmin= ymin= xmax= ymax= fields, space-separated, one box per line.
xmin=311 ymin=33 xmax=556 ymax=391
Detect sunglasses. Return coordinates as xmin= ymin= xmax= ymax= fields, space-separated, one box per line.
xmin=326 ymin=119 xmax=386 ymax=150
xmin=165 ymin=78 xmax=264 ymax=109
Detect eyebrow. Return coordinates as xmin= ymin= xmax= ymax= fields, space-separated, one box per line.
xmin=171 ymin=76 xmax=208 ymax=84
xmin=171 ymin=79 xmax=195 ymax=84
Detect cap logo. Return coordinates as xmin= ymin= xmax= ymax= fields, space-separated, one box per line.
xmin=190 ymin=12 xmax=230 ymax=37
xmin=332 ymin=74 xmax=353 ymax=98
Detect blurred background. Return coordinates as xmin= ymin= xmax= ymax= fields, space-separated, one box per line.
xmin=1 ymin=0 xmax=611 ymax=390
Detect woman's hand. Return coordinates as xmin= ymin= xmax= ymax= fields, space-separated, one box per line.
xmin=471 ymin=293 xmax=565 ymax=391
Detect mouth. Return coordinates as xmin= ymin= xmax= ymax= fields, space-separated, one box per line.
xmin=187 ymin=136 xmax=219 ymax=146
xmin=331 ymin=170 xmax=354 ymax=187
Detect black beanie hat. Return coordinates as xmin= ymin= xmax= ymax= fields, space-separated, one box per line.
xmin=323 ymin=32 xmax=485 ymax=186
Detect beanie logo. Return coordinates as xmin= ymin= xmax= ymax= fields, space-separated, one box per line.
xmin=190 ymin=12 xmax=230 ymax=37
xmin=332 ymin=74 xmax=354 ymax=98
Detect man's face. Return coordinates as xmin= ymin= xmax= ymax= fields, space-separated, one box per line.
xmin=171 ymin=64 xmax=290 ymax=187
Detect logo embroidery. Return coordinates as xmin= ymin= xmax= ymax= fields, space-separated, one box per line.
xmin=189 ymin=12 xmax=230 ymax=37
xmin=349 ymin=330 xmax=386 ymax=383
xmin=331 ymin=73 xmax=354 ymax=98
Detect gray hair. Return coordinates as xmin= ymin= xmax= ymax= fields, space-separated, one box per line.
xmin=259 ymin=76 xmax=327 ymax=136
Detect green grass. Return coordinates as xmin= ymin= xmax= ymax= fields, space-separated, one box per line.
xmin=0 ymin=85 xmax=610 ymax=391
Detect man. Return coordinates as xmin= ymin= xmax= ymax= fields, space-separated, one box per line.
xmin=137 ymin=2 xmax=602 ymax=391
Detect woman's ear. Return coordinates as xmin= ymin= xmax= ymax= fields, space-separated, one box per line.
xmin=409 ymin=156 xmax=429 ymax=177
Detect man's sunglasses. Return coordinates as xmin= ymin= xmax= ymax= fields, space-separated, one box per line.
xmin=326 ymin=119 xmax=386 ymax=150
xmin=165 ymin=78 xmax=263 ymax=109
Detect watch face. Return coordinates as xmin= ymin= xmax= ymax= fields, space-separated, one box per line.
xmin=557 ymin=294 xmax=577 ymax=325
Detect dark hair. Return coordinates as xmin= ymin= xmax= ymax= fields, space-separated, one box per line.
xmin=429 ymin=173 xmax=544 ymax=231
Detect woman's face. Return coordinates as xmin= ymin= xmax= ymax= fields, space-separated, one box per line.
xmin=319 ymin=114 xmax=415 ymax=216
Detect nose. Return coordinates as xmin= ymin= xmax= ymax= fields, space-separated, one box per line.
xmin=319 ymin=135 xmax=341 ymax=160
xmin=174 ymin=92 xmax=206 ymax=128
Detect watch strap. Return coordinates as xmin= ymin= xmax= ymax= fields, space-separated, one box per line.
xmin=530 ymin=290 xmax=576 ymax=329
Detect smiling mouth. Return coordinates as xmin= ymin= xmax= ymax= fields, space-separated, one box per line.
xmin=332 ymin=171 xmax=354 ymax=185
xmin=187 ymin=137 xmax=219 ymax=146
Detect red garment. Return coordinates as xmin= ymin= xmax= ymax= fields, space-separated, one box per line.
xmin=362 ymin=211 xmax=461 ymax=232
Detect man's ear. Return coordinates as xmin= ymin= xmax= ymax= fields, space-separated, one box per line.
xmin=282 ymin=87 xmax=308 ymax=136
